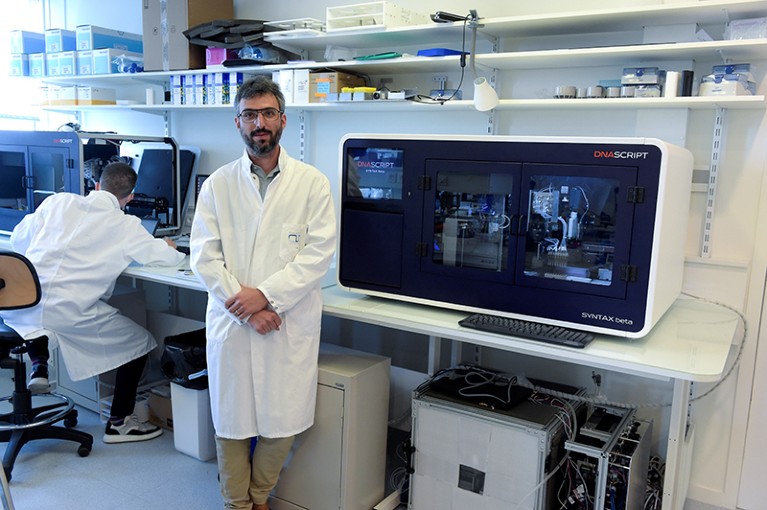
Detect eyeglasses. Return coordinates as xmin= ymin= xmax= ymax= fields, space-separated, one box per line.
xmin=237 ymin=108 xmax=283 ymax=123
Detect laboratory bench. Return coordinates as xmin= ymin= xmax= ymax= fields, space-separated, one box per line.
xmin=0 ymin=236 xmax=741 ymax=510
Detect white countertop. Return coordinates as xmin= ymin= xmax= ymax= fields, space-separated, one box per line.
xmin=322 ymin=285 xmax=740 ymax=383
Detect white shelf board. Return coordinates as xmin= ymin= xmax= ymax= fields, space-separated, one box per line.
xmin=477 ymin=39 xmax=767 ymax=70
xmin=42 ymin=95 xmax=765 ymax=114
xmin=266 ymin=0 xmax=767 ymax=50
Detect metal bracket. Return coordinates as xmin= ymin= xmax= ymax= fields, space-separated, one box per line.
xmin=700 ymin=107 xmax=726 ymax=258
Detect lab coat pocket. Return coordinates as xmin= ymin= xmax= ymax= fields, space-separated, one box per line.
xmin=279 ymin=223 xmax=308 ymax=262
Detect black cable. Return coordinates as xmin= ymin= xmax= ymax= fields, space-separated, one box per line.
xmin=412 ymin=14 xmax=470 ymax=105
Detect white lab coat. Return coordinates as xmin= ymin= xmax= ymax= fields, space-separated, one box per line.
xmin=190 ymin=148 xmax=336 ymax=439
xmin=0 ymin=190 xmax=185 ymax=381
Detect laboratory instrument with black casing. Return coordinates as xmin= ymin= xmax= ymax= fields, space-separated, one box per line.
xmin=337 ymin=134 xmax=693 ymax=339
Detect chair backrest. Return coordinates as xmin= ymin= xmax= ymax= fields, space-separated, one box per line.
xmin=0 ymin=251 xmax=41 ymax=311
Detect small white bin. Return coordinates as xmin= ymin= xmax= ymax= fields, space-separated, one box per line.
xmin=170 ymin=382 xmax=217 ymax=461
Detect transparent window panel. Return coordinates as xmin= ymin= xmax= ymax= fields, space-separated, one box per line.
xmin=30 ymin=151 xmax=66 ymax=208
xmin=524 ymin=175 xmax=619 ymax=285
xmin=0 ymin=149 xmax=27 ymax=211
xmin=432 ymin=172 xmax=514 ymax=271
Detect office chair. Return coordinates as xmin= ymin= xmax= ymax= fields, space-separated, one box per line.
xmin=0 ymin=251 xmax=93 ymax=487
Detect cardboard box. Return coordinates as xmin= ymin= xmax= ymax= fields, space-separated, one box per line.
xmin=205 ymin=47 xmax=238 ymax=67
xmin=273 ymin=69 xmax=294 ymax=104
xmin=142 ymin=0 xmax=233 ymax=71
xmin=148 ymin=385 xmax=173 ymax=431
xmin=29 ymin=53 xmax=46 ymax=78
xmin=45 ymin=53 xmax=60 ymax=77
xmin=58 ymin=51 xmax=77 ymax=76
xmin=48 ymin=85 xmax=78 ymax=105
xmin=76 ymin=25 xmax=143 ymax=52
xmin=45 ymin=28 xmax=76 ymax=53
xmin=92 ymin=48 xmax=143 ymax=74
xmin=214 ymin=72 xmax=244 ymax=105
xmin=192 ymin=73 xmax=207 ymax=105
xmin=310 ymin=71 xmax=366 ymax=102
xmin=170 ymin=74 xmax=186 ymax=105
xmin=77 ymin=86 xmax=116 ymax=105
xmin=77 ymin=50 xmax=93 ymax=75
xmin=293 ymin=69 xmax=310 ymax=104
xmin=10 ymin=30 xmax=45 ymax=54
xmin=9 ymin=54 xmax=29 ymax=77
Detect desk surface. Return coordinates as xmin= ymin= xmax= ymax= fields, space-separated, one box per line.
xmin=321 ymin=286 xmax=740 ymax=383
xmin=25 ymin=243 xmax=741 ymax=384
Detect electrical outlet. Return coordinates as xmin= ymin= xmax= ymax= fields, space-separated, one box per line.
xmin=432 ymin=75 xmax=448 ymax=83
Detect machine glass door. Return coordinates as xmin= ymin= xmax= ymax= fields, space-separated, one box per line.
xmin=0 ymin=145 xmax=29 ymax=232
xmin=517 ymin=163 xmax=638 ymax=298
xmin=422 ymin=159 xmax=522 ymax=284
xmin=28 ymin=146 xmax=70 ymax=210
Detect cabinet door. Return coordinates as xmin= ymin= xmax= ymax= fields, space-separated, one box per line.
xmin=272 ymin=383 xmax=344 ymax=510
xmin=421 ymin=159 xmax=523 ymax=287
xmin=0 ymin=144 xmax=29 ymax=232
xmin=516 ymin=163 xmax=638 ymax=299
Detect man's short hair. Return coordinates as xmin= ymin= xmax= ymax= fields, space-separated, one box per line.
xmin=234 ymin=76 xmax=286 ymax=113
xmin=99 ymin=162 xmax=137 ymax=200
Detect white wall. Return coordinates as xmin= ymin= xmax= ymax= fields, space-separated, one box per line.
xmin=43 ymin=1 xmax=767 ymax=508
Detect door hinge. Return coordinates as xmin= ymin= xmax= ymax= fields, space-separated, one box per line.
xmin=620 ymin=264 xmax=638 ymax=282
xmin=415 ymin=242 xmax=428 ymax=257
xmin=627 ymin=186 xmax=645 ymax=203
xmin=66 ymin=158 xmax=74 ymax=169
xmin=418 ymin=175 xmax=431 ymax=191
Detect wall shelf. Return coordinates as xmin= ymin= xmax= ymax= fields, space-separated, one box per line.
xmin=43 ymin=95 xmax=764 ymax=115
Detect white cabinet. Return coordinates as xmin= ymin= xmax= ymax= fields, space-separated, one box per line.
xmin=271 ymin=344 xmax=390 ymax=510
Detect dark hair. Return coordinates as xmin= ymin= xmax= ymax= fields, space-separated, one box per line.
xmin=234 ymin=76 xmax=286 ymax=113
xmin=99 ymin=162 xmax=137 ymax=200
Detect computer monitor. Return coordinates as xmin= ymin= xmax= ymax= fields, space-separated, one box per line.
xmin=127 ymin=145 xmax=200 ymax=234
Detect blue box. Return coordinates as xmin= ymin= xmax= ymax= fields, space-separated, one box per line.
xmin=76 ymin=25 xmax=143 ymax=52
xmin=45 ymin=53 xmax=60 ymax=77
xmin=58 ymin=51 xmax=77 ymax=76
xmin=29 ymin=53 xmax=46 ymax=78
xmin=45 ymin=29 xmax=77 ymax=53
xmin=77 ymin=50 xmax=93 ymax=75
xmin=10 ymin=30 xmax=45 ymax=54
xmin=9 ymin=54 xmax=29 ymax=77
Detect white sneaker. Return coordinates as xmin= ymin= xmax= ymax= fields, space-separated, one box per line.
xmin=28 ymin=366 xmax=50 ymax=394
xmin=103 ymin=415 xmax=163 ymax=444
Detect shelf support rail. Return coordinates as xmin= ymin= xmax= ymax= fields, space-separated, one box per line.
xmin=700 ymin=107 xmax=726 ymax=258
xmin=298 ymin=109 xmax=306 ymax=162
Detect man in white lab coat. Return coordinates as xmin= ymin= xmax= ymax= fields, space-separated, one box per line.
xmin=0 ymin=162 xmax=185 ymax=443
xmin=190 ymin=77 xmax=336 ymax=510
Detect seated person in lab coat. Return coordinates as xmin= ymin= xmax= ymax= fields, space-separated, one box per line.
xmin=190 ymin=76 xmax=336 ymax=510
xmin=0 ymin=162 xmax=186 ymax=444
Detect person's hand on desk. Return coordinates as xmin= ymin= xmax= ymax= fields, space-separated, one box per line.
xmin=164 ymin=237 xmax=177 ymax=249
xmin=247 ymin=310 xmax=282 ymax=335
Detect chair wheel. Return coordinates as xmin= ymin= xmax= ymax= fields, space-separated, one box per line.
xmin=78 ymin=445 xmax=91 ymax=457
xmin=64 ymin=416 xmax=78 ymax=428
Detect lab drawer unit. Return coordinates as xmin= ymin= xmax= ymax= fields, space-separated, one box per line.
xmin=338 ymin=134 xmax=693 ymax=338
xmin=271 ymin=344 xmax=390 ymax=510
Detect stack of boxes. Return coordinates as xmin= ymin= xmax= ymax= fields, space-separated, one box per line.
xmin=8 ymin=25 xmax=144 ymax=106
xmin=170 ymin=72 xmax=246 ymax=106
xmin=9 ymin=30 xmax=45 ymax=78
xmin=272 ymin=69 xmax=367 ymax=104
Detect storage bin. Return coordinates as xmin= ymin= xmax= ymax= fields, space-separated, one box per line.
xmin=170 ymin=382 xmax=216 ymax=461
xmin=326 ymin=1 xmax=428 ymax=32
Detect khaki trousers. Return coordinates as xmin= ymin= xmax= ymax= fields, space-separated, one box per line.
xmin=215 ymin=435 xmax=295 ymax=509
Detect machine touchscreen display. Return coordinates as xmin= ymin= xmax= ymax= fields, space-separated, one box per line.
xmin=346 ymin=147 xmax=403 ymax=200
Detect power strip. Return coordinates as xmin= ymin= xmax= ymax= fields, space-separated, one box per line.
xmin=373 ymin=489 xmax=402 ymax=510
